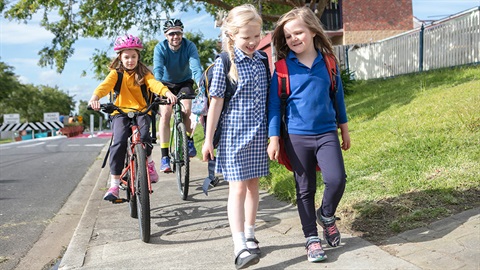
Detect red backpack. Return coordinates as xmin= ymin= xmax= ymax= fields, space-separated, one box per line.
xmin=275 ymin=53 xmax=338 ymax=172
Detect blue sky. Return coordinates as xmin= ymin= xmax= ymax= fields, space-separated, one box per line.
xmin=1 ymin=1 xmax=479 ymax=112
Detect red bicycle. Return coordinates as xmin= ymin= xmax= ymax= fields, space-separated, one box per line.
xmin=89 ymin=97 xmax=168 ymax=243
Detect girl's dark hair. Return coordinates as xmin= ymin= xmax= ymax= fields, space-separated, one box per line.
xmin=272 ymin=7 xmax=336 ymax=61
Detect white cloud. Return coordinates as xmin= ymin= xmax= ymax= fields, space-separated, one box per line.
xmin=39 ymin=70 xmax=61 ymax=85
xmin=0 ymin=21 xmax=54 ymax=44
xmin=66 ymin=83 xmax=98 ymax=102
xmin=18 ymin=75 xmax=29 ymax=84
xmin=7 ymin=57 xmax=39 ymax=67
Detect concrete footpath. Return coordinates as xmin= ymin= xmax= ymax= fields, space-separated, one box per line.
xmin=57 ymin=145 xmax=479 ymax=269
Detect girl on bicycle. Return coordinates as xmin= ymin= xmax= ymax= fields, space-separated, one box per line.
xmin=88 ymin=34 xmax=177 ymax=201
xmin=268 ymin=7 xmax=350 ymax=262
xmin=201 ymin=4 xmax=269 ymax=269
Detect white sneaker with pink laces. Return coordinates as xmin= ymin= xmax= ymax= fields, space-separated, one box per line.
xmin=103 ymin=186 xmax=120 ymax=201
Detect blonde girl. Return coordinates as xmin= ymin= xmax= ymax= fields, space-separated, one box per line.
xmin=201 ymin=4 xmax=269 ymax=269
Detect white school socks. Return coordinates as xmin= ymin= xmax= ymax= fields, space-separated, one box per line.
xmin=110 ymin=177 xmax=120 ymax=188
xmin=232 ymin=232 xmax=248 ymax=258
xmin=245 ymin=224 xmax=257 ymax=249
xmin=245 ymin=224 xmax=255 ymax=239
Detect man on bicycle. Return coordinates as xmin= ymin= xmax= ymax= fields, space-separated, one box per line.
xmin=153 ymin=18 xmax=203 ymax=172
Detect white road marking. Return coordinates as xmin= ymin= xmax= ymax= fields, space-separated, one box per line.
xmin=18 ymin=142 xmax=45 ymax=148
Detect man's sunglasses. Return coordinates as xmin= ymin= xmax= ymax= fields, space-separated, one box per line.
xmin=168 ymin=31 xmax=183 ymax=37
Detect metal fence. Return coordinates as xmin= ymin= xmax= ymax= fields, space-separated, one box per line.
xmin=337 ymin=7 xmax=480 ymax=80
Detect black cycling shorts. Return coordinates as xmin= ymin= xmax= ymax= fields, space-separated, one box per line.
xmin=161 ymin=79 xmax=195 ymax=96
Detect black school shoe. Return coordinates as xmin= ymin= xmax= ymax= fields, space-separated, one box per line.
xmin=209 ymin=176 xmax=220 ymax=187
xmin=246 ymin=237 xmax=261 ymax=254
xmin=235 ymin=249 xmax=260 ymax=269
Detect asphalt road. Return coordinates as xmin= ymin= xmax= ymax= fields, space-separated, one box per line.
xmin=0 ymin=136 xmax=109 ymax=270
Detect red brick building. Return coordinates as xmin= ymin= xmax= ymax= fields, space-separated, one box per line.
xmin=258 ymin=0 xmax=414 ymax=66
xmin=339 ymin=0 xmax=413 ymax=44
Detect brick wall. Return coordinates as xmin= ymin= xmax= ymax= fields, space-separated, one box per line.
xmin=343 ymin=0 xmax=413 ymax=31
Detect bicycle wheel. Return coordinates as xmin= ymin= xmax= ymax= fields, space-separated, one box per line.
xmin=134 ymin=144 xmax=150 ymax=243
xmin=174 ymin=122 xmax=190 ymax=200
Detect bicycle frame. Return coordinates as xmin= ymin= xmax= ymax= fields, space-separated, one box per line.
xmin=120 ymin=122 xmax=151 ymax=197
xmin=89 ymin=99 xmax=168 ymax=243
xmin=168 ymin=93 xmax=196 ymax=200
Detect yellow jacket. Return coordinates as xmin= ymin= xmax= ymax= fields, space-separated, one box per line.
xmin=93 ymin=70 xmax=169 ymax=115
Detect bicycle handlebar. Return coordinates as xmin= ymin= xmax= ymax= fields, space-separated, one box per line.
xmin=87 ymin=97 xmax=171 ymax=117
xmin=176 ymin=92 xmax=196 ymax=100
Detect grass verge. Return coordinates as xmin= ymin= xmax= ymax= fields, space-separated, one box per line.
xmin=194 ymin=65 xmax=480 ymax=244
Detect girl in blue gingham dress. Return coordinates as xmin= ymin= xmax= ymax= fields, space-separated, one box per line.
xmin=209 ymin=48 xmax=269 ymax=181
xmin=201 ymin=4 xmax=269 ymax=268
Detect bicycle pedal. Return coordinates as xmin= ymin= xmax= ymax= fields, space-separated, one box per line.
xmin=111 ymin=198 xmax=128 ymax=204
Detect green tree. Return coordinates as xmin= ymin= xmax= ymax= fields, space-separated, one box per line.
xmin=0 ymin=60 xmax=22 ymax=104
xmin=184 ymin=32 xmax=220 ymax=69
xmin=78 ymin=100 xmax=107 ymax=130
xmin=0 ymin=63 xmax=75 ymax=122
xmin=37 ymin=85 xmax=75 ymax=116
xmin=2 ymin=0 xmax=332 ymax=74
xmin=2 ymin=83 xmax=41 ymax=122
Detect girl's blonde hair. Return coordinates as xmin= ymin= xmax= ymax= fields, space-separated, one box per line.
xmin=272 ymin=7 xmax=336 ymax=62
xmin=109 ymin=50 xmax=151 ymax=86
xmin=221 ymin=4 xmax=263 ymax=82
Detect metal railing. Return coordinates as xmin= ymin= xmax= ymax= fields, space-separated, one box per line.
xmin=336 ymin=7 xmax=479 ymax=80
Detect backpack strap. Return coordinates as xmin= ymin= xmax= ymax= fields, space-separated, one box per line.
xmin=274 ymin=59 xmax=289 ymax=138
xmin=140 ymin=84 xmax=150 ymax=106
xmin=212 ymin=52 xmax=234 ymax=147
xmin=111 ymin=70 xmax=123 ymax=103
xmin=218 ymin=52 xmax=235 ymax=101
xmin=323 ymin=53 xmax=339 ymax=123
xmin=111 ymin=70 xmax=151 ymax=106
xmin=257 ymin=50 xmax=271 ymax=84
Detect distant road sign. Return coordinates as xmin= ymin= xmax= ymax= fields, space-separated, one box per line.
xmin=44 ymin=112 xmax=60 ymax=122
xmin=3 ymin=114 xmax=20 ymax=124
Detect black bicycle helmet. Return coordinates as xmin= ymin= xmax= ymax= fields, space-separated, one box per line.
xmin=163 ymin=19 xmax=184 ymax=33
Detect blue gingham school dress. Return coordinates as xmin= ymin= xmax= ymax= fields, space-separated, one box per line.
xmin=209 ymin=48 xmax=269 ymax=181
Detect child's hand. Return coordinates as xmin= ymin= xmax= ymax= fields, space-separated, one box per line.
xmin=88 ymin=96 xmax=100 ymax=111
xmin=165 ymin=91 xmax=177 ymax=104
xmin=267 ymin=136 xmax=280 ymax=161
xmin=338 ymin=123 xmax=351 ymax=151
xmin=202 ymin=141 xmax=214 ymax=162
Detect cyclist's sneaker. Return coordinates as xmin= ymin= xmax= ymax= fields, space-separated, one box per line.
xmin=187 ymin=139 xmax=197 ymax=157
xmin=305 ymin=236 xmax=326 ymax=262
xmin=160 ymin=156 xmax=172 ymax=173
xmin=148 ymin=161 xmax=159 ymax=183
xmin=103 ymin=186 xmax=119 ymax=201
xmin=316 ymin=211 xmax=341 ymax=247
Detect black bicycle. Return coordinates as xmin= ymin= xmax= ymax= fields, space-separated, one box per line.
xmin=168 ymin=92 xmax=196 ymax=200
xmin=89 ymin=98 xmax=168 ymax=243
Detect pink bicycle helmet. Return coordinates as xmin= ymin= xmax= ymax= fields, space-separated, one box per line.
xmin=113 ymin=34 xmax=143 ymax=52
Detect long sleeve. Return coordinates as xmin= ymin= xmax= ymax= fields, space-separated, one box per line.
xmin=145 ymin=73 xmax=170 ymax=96
xmin=267 ymin=71 xmax=282 ymax=137
xmin=153 ymin=43 xmax=165 ymax=81
xmin=187 ymin=42 xmax=203 ymax=85
xmin=93 ymin=70 xmax=118 ymax=100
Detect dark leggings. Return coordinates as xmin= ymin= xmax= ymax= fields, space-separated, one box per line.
xmin=286 ymin=132 xmax=346 ymax=238
xmin=109 ymin=114 xmax=152 ymax=175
